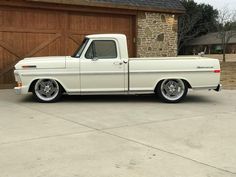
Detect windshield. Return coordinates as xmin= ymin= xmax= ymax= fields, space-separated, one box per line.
xmin=72 ymin=38 xmax=89 ymax=58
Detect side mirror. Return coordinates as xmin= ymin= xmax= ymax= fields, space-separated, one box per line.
xmin=92 ymin=57 xmax=98 ymax=61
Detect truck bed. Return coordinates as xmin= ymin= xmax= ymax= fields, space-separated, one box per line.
xmin=128 ymin=57 xmax=221 ymax=92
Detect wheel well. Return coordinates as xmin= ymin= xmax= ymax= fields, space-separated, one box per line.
xmin=154 ymin=79 xmax=192 ymax=93
xmin=28 ymin=79 xmax=66 ymax=93
xmin=29 ymin=80 xmax=38 ymax=92
xmin=183 ymin=80 xmax=192 ymax=89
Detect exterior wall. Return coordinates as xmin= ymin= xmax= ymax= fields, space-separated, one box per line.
xmin=137 ymin=12 xmax=178 ymax=57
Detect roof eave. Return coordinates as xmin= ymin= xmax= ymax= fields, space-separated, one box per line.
xmin=26 ymin=0 xmax=186 ymax=14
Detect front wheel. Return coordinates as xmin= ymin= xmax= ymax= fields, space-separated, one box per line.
xmin=157 ymin=79 xmax=188 ymax=103
xmin=33 ymin=79 xmax=62 ymax=103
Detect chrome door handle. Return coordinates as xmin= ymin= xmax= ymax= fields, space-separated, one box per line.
xmin=113 ymin=62 xmax=123 ymax=65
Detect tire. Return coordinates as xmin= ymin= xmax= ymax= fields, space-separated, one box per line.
xmin=32 ymin=79 xmax=62 ymax=103
xmin=156 ymin=79 xmax=188 ymax=103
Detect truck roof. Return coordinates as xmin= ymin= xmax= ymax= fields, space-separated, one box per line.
xmin=85 ymin=34 xmax=129 ymax=59
xmin=86 ymin=34 xmax=126 ymax=40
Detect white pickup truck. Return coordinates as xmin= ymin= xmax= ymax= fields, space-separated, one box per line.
xmin=14 ymin=34 xmax=221 ymax=103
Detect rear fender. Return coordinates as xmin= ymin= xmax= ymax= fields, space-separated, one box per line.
xmin=154 ymin=77 xmax=192 ymax=91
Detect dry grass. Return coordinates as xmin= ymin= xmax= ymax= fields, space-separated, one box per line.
xmin=221 ymin=62 xmax=236 ymax=89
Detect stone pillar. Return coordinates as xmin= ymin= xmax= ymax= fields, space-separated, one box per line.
xmin=137 ymin=12 xmax=178 ymax=57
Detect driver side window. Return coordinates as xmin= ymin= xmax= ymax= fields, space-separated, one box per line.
xmin=85 ymin=40 xmax=117 ymax=59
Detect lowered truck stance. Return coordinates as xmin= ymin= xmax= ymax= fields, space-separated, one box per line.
xmin=14 ymin=34 xmax=221 ymax=103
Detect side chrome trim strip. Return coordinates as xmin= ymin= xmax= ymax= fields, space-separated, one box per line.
xmin=21 ymin=69 xmax=214 ymax=76
xmin=129 ymin=70 xmax=215 ymax=74
xmin=21 ymin=71 xmax=128 ymax=76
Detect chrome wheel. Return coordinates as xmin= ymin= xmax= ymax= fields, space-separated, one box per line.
xmin=34 ymin=79 xmax=60 ymax=102
xmin=160 ymin=79 xmax=186 ymax=102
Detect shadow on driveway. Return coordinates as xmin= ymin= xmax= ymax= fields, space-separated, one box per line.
xmin=19 ymin=93 xmax=216 ymax=104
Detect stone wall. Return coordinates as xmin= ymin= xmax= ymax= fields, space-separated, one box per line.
xmin=137 ymin=12 xmax=178 ymax=57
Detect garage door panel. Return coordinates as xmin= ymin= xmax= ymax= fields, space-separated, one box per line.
xmin=0 ymin=47 xmax=18 ymax=67
xmin=69 ymin=13 xmax=112 ymax=32
xmin=112 ymin=16 xmax=132 ymax=30
xmin=0 ymin=8 xmax=61 ymax=30
xmin=0 ymin=32 xmax=63 ymax=60
xmin=0 ymin=47 xmax=17 ymax=86
xmin=3 ymin=69 xmax=14 ymax=86
xmin=0 ymin=11 xmax=2 ymax=26
xmin=99 ymin=16 xmax=113 ymax=31
xmin=1 ymin=32 xmax=59 ymax=56
xmin=34 ymin=38 xmax=62 ymax=57
xmin=127 ymin=38 xmax=132 ymax=56
xmin=68 ymin=13 xmax=134 ymax=35
xmin=67 ymin=39 xmax=79 ymax=56
xmin=67 ymin=34 xmax=86 ymax=55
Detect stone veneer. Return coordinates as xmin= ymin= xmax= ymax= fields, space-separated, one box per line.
xmin=137 ymin=12 xmax=178 ymax=57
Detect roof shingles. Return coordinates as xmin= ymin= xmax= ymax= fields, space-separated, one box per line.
xmin=94 ymin=0 xmax=185 ymax=11
xmin=28 ymin=0 xmax=185 ymax=13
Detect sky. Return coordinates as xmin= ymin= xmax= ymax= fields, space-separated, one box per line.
xmin=194 ymin=0 xmax=236 ymax=10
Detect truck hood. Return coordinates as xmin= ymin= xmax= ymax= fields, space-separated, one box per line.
xmin=15 ymin=56 xmax=66 ymax=70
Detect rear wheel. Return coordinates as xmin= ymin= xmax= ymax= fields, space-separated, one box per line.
xmin=157 ymin=79 xmax=188 ymax=103
xmin=33 ymin=79 xmax=62 ymax=103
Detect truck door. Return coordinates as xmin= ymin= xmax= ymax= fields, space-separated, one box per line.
xmin=80 ymin=39 xmax=126 ymax=93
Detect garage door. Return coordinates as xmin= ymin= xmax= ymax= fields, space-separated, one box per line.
xmin=0 ymin=6 xmax=135 ymax=88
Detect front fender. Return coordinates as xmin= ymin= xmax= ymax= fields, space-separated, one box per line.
xmin=28 ymin=77 xmax=68 ymax=93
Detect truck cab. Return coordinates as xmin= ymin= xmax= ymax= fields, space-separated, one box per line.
xmin=71 ymin=34 xmax=129 ymax=93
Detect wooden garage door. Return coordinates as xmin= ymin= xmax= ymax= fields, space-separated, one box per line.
xmin=0 ymin=6 xmax=135 ymax=88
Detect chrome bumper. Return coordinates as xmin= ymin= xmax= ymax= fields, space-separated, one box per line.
xmin=214 ymin=84 xmax=222 ymax=92
xmin=14 ymin=87 xmax=22 ymax=94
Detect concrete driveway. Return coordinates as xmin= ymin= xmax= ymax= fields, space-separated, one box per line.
xmin=0 ymin=89 xmax=236 ymax=177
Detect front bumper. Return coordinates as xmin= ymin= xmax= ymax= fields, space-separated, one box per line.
xmin=14 ymin=86 xmax=29 ymax=95
xmin=14 ymin=87 xmax=22 ymax=95
xmin=214 ymin=84 xmax=222 ymax=92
